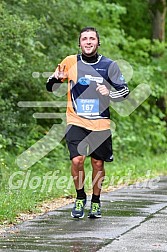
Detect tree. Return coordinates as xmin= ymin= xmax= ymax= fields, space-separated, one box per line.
xmin=149 ymin=0 xmax=167 ymax=41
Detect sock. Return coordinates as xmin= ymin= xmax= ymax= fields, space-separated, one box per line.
xmin=76 ymin=187 xmax=86 ymax=199
xmin=91 ymin=194 xmax=100 ymax=203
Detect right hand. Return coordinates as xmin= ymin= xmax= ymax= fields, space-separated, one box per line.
xmin=96 ymin=83 xmax=110 ymax=96
xmin=54 ymin=64 xmax=67 ymax=79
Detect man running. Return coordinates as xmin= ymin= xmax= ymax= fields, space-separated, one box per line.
xmin=46 ymin=27 xmax=129 ymax=218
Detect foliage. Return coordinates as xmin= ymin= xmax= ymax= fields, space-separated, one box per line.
xmin=0 ymin=151 xmax=166 ymax=223
xmin=109 ymin=0 xmax=167 ymax=41
xmin=0 ymin=0 xmax=166 ymax=157
xmin=0 ymin=0 xmax=166 ymax=224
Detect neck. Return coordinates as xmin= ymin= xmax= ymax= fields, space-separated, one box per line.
xmin=81 ymin=53 xmax=99 ymax=63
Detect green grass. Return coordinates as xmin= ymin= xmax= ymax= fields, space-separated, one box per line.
xmin=0 ymin=150 xmax=166 ymax=224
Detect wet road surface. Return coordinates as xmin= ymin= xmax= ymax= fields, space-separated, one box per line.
xmin=0 ymin=176 xmax=167 ymax=251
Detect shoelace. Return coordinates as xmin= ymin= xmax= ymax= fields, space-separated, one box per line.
xmin=75 ymin=199 xmax=84 ymax=211
xmin=91 ymin=203 xmax=100 ymax=213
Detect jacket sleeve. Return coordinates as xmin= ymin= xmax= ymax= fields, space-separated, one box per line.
xmin=46 ymin=57 xmax=68 ymax=92
xmin=108 ymin=61 xmax=130 ymax=101
xmin=46 ymin=75 xmax=63 ymax=92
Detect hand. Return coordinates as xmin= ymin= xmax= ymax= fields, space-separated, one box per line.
xmin=96 ymin=83 xmax=109 ymax=96
xmin=54 ymin=64 xmax=67 ymax=79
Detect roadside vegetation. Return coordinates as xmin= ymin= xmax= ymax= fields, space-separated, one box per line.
xmin=0 ymin=0 xmax=166 ymax=224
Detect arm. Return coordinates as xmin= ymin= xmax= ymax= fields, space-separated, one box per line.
xmin=46 ymin=64 xmax=67 ymax=92
xmin=96 ymin=61 xmax=129 ymax=100
xmin=46 ymin=75 xmax=63 ymax=92
xmin=108 ymin=61 xmax=130 ymax=101
xmin=96 ymin=81 xmax=129 ymax=101
xmin=109 ymin=85 xmax=129 ymax=101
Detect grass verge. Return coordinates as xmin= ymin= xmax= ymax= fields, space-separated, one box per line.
xmin=0 ymin=151 xmax=166 ymax=225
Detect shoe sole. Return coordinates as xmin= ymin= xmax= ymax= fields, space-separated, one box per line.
xmin=71 ymin=213 xmax=85 ymax=219
xmin=88 ymin=214 xmax=101 ymax=218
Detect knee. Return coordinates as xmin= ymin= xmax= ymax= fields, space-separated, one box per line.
xmin=91 ymin=159 xmax=104 ymax=171
xmin=72 ymin=156 xmax=85 ymax=167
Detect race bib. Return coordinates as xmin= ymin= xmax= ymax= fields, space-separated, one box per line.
xmin=76 ymin=99 xmax=99 ymax=116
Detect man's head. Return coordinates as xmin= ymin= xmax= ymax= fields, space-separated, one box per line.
xmin=79 ymin=27 xmax=100 ymax=57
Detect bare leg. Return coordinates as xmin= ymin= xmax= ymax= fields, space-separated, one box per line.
xmin=71 ymin=155 xmax=86 ymax=190
xmin=91 ymin=158 xmax=105 ymax=196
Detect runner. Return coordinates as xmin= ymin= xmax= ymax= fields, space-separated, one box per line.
xmin=46 ymin=27 xmax=129 ymax=218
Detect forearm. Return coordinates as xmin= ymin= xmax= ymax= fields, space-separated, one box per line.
xmin=109 ymin=86 xmax=130 ymax=101
xmin=46 ymin=75 xmax=63 ymax=92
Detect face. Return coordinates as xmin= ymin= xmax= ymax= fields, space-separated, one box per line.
xmin=79 ymin=31 xmax=99 ymax=57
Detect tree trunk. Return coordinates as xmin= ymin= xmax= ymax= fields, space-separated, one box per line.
xmin=149 ymin=0 xmax=166 ymax=42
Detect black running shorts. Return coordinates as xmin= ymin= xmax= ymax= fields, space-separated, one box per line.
xmin=65 ymin=125 xmax=113 ymax=162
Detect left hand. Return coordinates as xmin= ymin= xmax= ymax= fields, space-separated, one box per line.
xmin=96 ymin=83 xmax=109 ymax=96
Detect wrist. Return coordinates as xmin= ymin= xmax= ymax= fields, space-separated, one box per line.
xmin=109 ymin=90 xmax=112 ymax=97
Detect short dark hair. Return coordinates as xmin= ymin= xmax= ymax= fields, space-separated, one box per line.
xmin=79 ymin=27 xmax=100 ymax=46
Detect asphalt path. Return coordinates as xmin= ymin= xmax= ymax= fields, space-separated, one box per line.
xmin=0 ymin=176 xmax=167 ymax=252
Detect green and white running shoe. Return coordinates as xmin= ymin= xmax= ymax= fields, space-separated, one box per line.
xmin=88 ymin=202 xmax=101 ymax=218
xmin=71 ymin=198 xmax=86 ymax=218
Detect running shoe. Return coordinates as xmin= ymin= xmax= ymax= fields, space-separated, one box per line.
xmin=88 ymin=202 xmax=101 ymax=218
xmin=71 ymin=198 xmax=86 ymax=218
